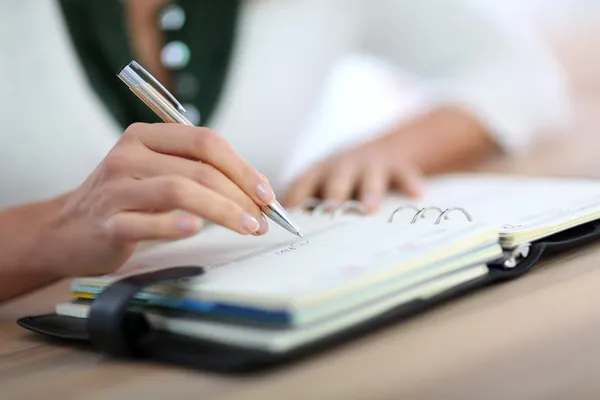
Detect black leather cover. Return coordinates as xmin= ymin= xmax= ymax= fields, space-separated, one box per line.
xmin=17 ymin=219 xmax=600 ymax=373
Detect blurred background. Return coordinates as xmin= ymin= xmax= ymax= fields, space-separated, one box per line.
xmin=2 ymin=0 xmax=600 ymax=208
xmin=491 ymin=0 xmax=600 ymax=101
xmin=480 ymin=0 xmax=600 ymax=176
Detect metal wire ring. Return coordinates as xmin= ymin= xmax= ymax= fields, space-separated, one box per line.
xmin=296 ymin=198 xmax=321 ymax=212
xmin=311 ymin=200 xmax=343 ymax=215
xmin=434 ymin=207 xmax=473 ymax=225
xmin=332 ymin=200 xmax=367 ymax=218
xmin=411 ymin=207 xmax=444 ymax=224
xmin=388 ymin=205 xmax=420 ymax=223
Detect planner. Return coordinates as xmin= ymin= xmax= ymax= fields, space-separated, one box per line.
xmin=18 ymin=173 xmax=600 ymax=372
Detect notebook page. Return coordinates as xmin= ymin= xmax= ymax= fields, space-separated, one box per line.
xmin=158 ymin=220 xmax=498 ymax=307
xmin=89 ymin=216 xmax=497 ymax=308
xmin=376 ymin=174 xmax=600 ymax=233
xmin=113 ymin=207 xmax=367 ymax=278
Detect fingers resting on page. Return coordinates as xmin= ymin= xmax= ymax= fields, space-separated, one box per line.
xmin=280 ymin=137 xmax=424 ymax=213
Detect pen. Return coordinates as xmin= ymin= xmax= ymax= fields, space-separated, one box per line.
xmin=117 ymin=60 xmax=303 ymax=238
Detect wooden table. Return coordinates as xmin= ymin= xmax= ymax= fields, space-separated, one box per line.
xmin=2 ymin=30 xmax=600 ymax=400
xmin=3 ymin=244 xmax=600 ymax=400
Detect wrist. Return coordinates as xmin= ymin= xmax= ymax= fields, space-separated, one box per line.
xmin=0 ymin=193 xmax=73 ymax=302
xmin=20 ymin=193 xmax=73 ymax=280
xmin=384 ymin=106 xmax=498 ymax=173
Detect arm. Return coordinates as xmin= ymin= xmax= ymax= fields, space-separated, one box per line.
xmin=0 ymin=195 xmax=70 ymax=302
xmin=0 ymin=123 xmax=279 ymax=304
xmin=281 ymin=1 xmax=572 ymax=208
xmin=381 ymin=105 xmax=498 ymax=175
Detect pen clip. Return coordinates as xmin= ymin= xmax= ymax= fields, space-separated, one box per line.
xmin=122 ymin=61 xmax=187 ymax=114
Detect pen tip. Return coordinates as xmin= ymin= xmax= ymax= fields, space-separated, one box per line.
xmin=260 ymin=201 xmax=303 ymax=238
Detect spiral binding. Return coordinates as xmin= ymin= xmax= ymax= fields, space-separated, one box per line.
xmin=295 ymin=198 xmax=473 ymax=225
xmin=298 ymin=199 xmax=368 ymax=219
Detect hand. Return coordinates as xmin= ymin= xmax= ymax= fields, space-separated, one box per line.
xmin=281 ymin=106 xmax=498 ymax=212
xmin=39 ymin=123 xmax=275 ymax=278
xmin=281 ymin=134 xmax=424 ymax=213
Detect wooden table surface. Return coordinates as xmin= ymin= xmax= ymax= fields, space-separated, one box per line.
xmin=2 ymin=29 xmax=600 ymax=400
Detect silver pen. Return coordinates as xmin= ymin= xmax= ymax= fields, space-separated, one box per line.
xmin=117 ymin=60 xmax=303 ymax=238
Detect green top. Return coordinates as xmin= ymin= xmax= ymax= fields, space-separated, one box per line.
xmin=57 ymin=0 xmax=240 ymax=130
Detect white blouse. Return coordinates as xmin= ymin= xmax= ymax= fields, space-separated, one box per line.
xmin=0 ymin=0 xmax=570 ymax=208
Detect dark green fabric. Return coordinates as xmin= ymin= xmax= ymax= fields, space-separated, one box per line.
xmin=56 ymin=0 xmax=240 ymax=130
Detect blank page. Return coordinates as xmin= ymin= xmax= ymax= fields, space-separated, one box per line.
xmin=377 ymin=174 xmax=600 ymax=232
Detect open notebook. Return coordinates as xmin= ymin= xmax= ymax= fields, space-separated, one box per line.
xmin=19 ymin=173 xmax=600 ymax=371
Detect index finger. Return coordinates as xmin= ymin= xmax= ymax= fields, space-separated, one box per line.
xmin=124 ymin=123 xmax=276 ymax=207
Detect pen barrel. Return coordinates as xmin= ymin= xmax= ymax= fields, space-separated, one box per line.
xmin=118 ymin=61 xmax=194 ymax=126
xmin=130 ymin=85 xmax=193 ymax=126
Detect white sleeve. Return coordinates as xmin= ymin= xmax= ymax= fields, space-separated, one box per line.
xmin=361 ymin=0 xmax=572 ymax=154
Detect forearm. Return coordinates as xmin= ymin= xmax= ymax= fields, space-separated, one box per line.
xmin=385 ymin=106 xmax=499 ymax=174
xmin=0 ymin=194 xmax=70 ymax=302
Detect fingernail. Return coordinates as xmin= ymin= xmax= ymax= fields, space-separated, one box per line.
xmin=323 ymin=199 xmax=342 ymax=212
xmin=256 ymin=183 xmax=275 ymax=204
xmin=361 ymin=195 xmax=380 ymax=212
xmin=178 ymin=215 xmax=200 ymax=233
xmin=257 ymin=215 xmax=269 ymax=235
xmin=260 ymin=173 xmax=271 ymax=184
xmin=408 ymin=184 xmax=424 ymax=198
xmin=241 ymin=212 xmax=260 ymax=233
